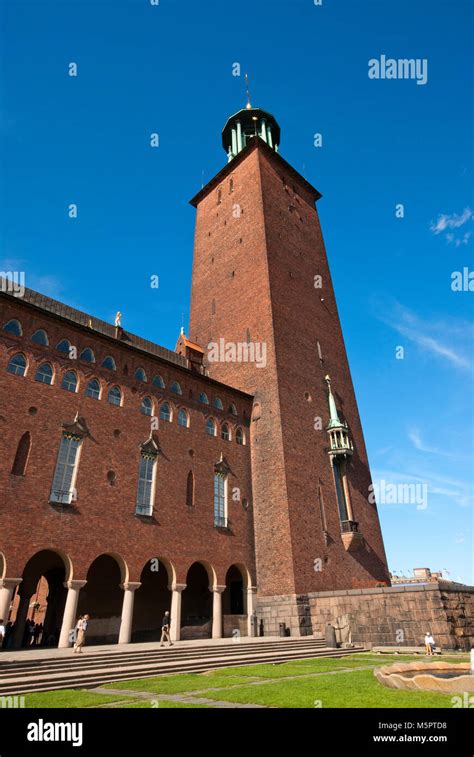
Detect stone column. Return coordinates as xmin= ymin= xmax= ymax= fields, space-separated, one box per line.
xmin=12 ymin=585 xmax=34 ymax=648
xmin=246 ymin=586 xmax=258 ymax=637
xmin=236 ymin=120 xmax=242 ymax=152
xmin=267 ymin=124 xmax=273 ymax=148
xmin=260 ymin=118 xmax=267 ymax=142
xmin=118 ymin=582 xmax=141 ymax=645
xmin=169 ymin=583 xmax=186 ymax=642
xmin=212 ymin=585 xmax=226 ymax=639
xmin=58 ymin=580 xmax=87 ymax=648
xmin=0 ymin=578 xmax=22 ymax=623
xmin=231 ymin=127 xmax=237 ymax=157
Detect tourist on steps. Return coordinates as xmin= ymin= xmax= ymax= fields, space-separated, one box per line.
xmin=74 ymin=614 xmax=89 ymax=653
xmin=159 ymin=611 xmax=173 ymax=647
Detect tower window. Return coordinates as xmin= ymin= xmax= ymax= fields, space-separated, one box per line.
xmin=35 ymin=363 xmax=53 ymax=385
xmin=152 ymin=374 xmax=165 ymax=388
xmin=213 ymin=397 xmax=223 ymax=410
xmin=50 ymin=432 xmax=82 ymax=504
xmin=199 ymin=392 xmax=209 ymax=405
xmin=217 ymin=189 xmax=222 ymax=205
xmin=228 ymin=403 xmax=237 ymax=416
xmin=170 ymin=381 xmax=182 ymax=395
xmin=229 ymin=178 xmax=234 ymax=193
xmin=61 ymin=371 xmax=78 ymax=393
xmin=86 ymin=379 xmax=101 ymax=400
xmin=214 ymin=471 xmax=228 ymax=528
xmin=332 ymin=459 xmax=349 ymax=523
xmin=236 ymin=427 xmax=245 ymax=445
xmin=186 ymin=470 xmax=194 ymax=507
xmin=31 ymin=329 xmax=49 ymax=346
xmin=108 ymin=385 xmax=122 ymax=406
xmin=11 ymin=431 xmax=31 ymax=476
xmin=3 ymin=319 xmax=22 ymax=336
xmin=7 ymin=353 xmax=27 ymax=376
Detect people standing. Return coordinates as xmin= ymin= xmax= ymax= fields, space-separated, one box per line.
xmin=74 ymin=614 xmax=89 ymax=653
xmin=424 ymin=631 xmax=435 ymax=655
xmin=159 ymin=611 xmax=173 ymax=647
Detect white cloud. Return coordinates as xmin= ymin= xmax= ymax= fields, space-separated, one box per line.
xmin=430 ymin=207 xmax=473 ymax=246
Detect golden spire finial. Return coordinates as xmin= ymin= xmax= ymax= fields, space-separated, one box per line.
xmin=245 ymin=73 xmax=252 ymax=109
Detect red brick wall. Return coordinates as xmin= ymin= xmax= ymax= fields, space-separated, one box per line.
xmin=189 ymin=138 xmax=390 ymax=596
xmin=0 ymin=297 xmax=256 ymax=590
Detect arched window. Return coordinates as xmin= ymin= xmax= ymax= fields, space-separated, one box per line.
xmin=221 ymin=422 xmax=231 ymax=441
xmin=152 ymin=374 xmax=165 ymax=388
xmin=199 ymin=392 xmax=209 ymax=405
xmin=35 ymin=362 xmax=53 ymax=385
xmin=178 ymin=408 xmax=189 ymax=428
xmin=213 ymin=397 xmax=223 ymax=410
xmin=11 ymin=431 xmax=31 ymax=476
xmin=56 ymin=339 xmax=71 ymax=353
xmin=86 ymin=379 xmax=101 ymax=400
xmin=217 ymin=188 xmax=222 ymax=205
xmin=236 ymin=427 xmax=245 ymax=445
xmin=31 ymin=329 xmax=49 ymax=346
xmin=214 ymin=470 xmax=228 ymax=528
xmin=61 ymin=371 xmax=78 ymax=393
xmin=102 ymin=356 xmax=116 ymax=371
xmin=3 ymin=319 xmax=22 ymax=336
xmin=7 ymin=353 xmax=27 ymax=376
xmin=159 ymin=402 xmax=171 ymax=422
xmin=80 ymin=348 xmax=95 ymax=363
xmin=50 ymin=432 xmax=83 ymax=504
xmin=170 ymin=381 xmax=182 ymax=395
xmin=205 ymin=417 xmax=216 ymax=437
xmin=229 ymin=177 xmax=234 ymax=193
xmin=108 ymin=385 xmax=122 ymax=406
xmin=186 ymin=470 xmax=194 ymax=507
xmin=229 ymin=403 xmax=237 ymax=416
xmin=135 ymin=367 xmax=147 ymax=382
xmin=141 ymin=396 xmax=153 ymax=416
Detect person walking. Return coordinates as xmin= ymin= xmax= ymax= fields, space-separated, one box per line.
xmin=159 ymin=611 xmax=173 ymax=647
xmin=424 ymin=631 xmax=435 ymax=656
xmin=74 ymin=614 xmax=89 ymax=653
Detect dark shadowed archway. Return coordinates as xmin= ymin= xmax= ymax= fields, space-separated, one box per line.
xmin=181 ymin=562 xmax=213 ymax=639
xmin=131 ymin=558 xmax=173 ymax=642
xmin=77 ymin=554 xmax=126 ymax=645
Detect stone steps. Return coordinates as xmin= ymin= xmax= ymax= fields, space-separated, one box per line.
xmin=0 ymin=639 xmax=366 ymax=695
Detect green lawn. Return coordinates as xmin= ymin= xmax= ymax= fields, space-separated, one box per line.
xmin=19 ymin=653 xmax=469 ymax=709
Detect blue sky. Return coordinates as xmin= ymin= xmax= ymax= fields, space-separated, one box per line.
xmin=1 ymin=0 xmax=472 ymax=582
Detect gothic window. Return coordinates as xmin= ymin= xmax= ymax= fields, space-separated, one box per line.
xmin=214 ymin=471 xmax=227 ymax=528
xmin=186 ymin=470 xmax=194 ymax=507
xmin=50 ymin=432 xmax=82 ymax=504
xmin=56 ymin=339 xmax=71 ymax=353
xmin=199 ymin=392 xmax=209 ymax=405
xmin=35 ymin=362 xmax=53 ymax=385
xmin=178 ymin=408 xmax=189 ymax=428
xmin=31 ymin=329 xmax=49 ymax=346
xmin=213 ymin=397 xmax=223 ymax=410
xmin=141 ymin=396 xmax=153 ymax=416
xmin=170 ymin=381 xmax=182 ymax=395
xmin=108 ymin=385 xmax=122 ymax=406
xmin=3 ymin=319 xmax=22 ymax=336
xmin=80 ymin=348 xmax=95 ymax=363
xmin=136 ymin=450 xmax=157 ymax=516
xmin=221 ymin=422 xmax=230 ymax=441
xmin=7 ymin=353 xmax=27 ymax=376
xmin=135 ymin=367 xmax=147 ymax=382
xmin=86 ymin=379 xmax=101 ymax=400
xmin=205 ymin=417 xmax=216 ymax=436
xmin=159 ymin=402 xmax=171 ymax=422
xmin=152 ymin=374 xmax=165 ymax=388
xmin=235 ymin=427 xmax=245 ymax=445
xmin=229 ymin=403 xmax=237 ymax=416
xmin=61 ymin=371 xmax=78 ymax=393
xmin=102 ymin=356 xmax=116 ymax=370
xmin=11 ymin=431 xmax=31 ymax=476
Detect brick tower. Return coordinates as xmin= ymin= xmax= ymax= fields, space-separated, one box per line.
xmin=189 ymin=100 xmax=390 ymax=635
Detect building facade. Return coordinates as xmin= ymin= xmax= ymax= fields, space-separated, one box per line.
xmin=0 ymin=101 xmax=392 ymax=648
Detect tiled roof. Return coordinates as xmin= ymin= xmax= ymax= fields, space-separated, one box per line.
xmin=0 ymin=279 xmax=189 ymax=370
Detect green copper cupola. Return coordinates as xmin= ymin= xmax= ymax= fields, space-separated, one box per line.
xmin=325 ymin=375 xmax=353 ymax=457
xmin=222 ymin=101 xmax=281 ymax=162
